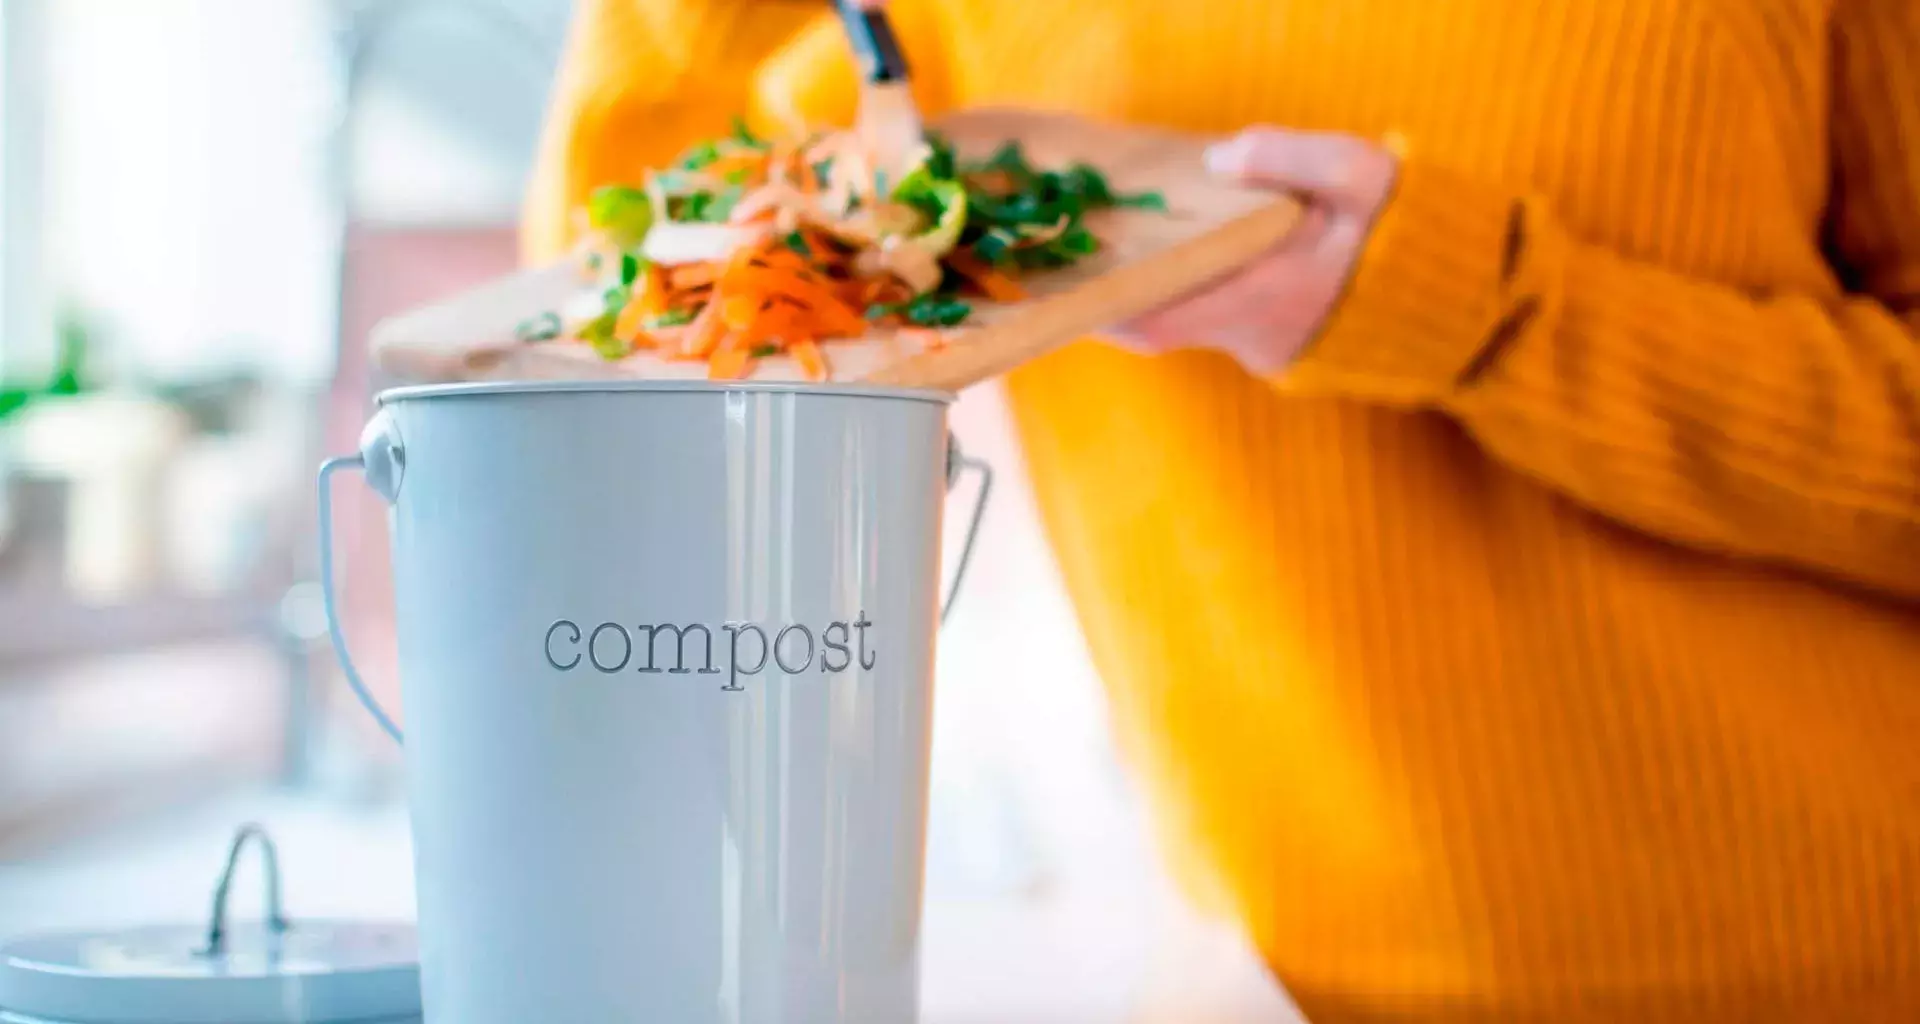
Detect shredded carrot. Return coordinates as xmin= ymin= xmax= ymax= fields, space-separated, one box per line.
xmin=682 ymin=301 xmax=728 ymax=358
xmin=745 ymin=304 xmax=805 ymax=348
xmin=614 ymin=299 xmax=650 ymax=342
xmin=636 ymin=263 xmax=670 ymax=314
xmin=707 ymin=342 xmax=755 ymax=380
xmin=947 ymin=251 xmax=1026 ymax=302
xmin=668 ymin=263 xmax=720 ymax=291
xmin=718 ymin=237 xmax=767 ymax=288
xmin=612 ymin=265 xmax=670 ymax=340
xmin=858 ymin=276 xmax=912 ymax=308
xmin=967 ymin=169 xmax=1015 ymax=195
xmin=764 ymin=141 xmax=792 ymax=185
xmin=790 ymin=339 xmax=828 ymax=381
xmin=650 ymin=325 xmax=688 ymax=357
xmin=758 ymin=247 xmax=810 ymax=272
xmin=720 ymin=294 xmax=762 ymax=330
xmin=799 ymin=226 xmax=842 ymax=260
xmin=666 ymin=296 xmax=708 ymax=320
xmin=723 ymin=265 xmax=865 ymax=331
xmin=703 ymin=151 xmax=766 ymax=183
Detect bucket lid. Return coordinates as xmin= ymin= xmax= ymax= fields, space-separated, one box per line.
xmin=0 ymin=824 xmax=419 ymax=1023
xmin=0 ymin=920 xmax=420 ymax=1023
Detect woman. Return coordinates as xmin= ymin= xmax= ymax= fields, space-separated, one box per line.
xmin=524 ymin=2 xmax=1920 ymax=1019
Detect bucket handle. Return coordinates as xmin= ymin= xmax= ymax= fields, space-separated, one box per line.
xmin=317 ymin=452 xmax=407 ymax=745
xmin=941 ymin=436 xmax=992 ymax=625
xmin=318 ymin=435 xmax=993 ymax=746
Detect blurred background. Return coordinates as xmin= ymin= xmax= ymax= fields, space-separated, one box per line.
xmin=0 ymin=1 xmax=1292 ymax=1019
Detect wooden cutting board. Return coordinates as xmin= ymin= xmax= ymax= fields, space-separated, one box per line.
xmin=372 ymin=108 xmax=1301 ymax=392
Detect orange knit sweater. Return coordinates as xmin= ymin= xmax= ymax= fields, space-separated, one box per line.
xmin=525 ymin=2 xmax=1920 ymax=1020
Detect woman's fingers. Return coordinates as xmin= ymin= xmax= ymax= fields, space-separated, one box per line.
xmin=1205 ymin=128 xmax=1397 ymax=213
xmin=1103 ymin=129 xmax=1397 ymax=375
xmin=1130 ymin=209 xmax=1326 ymax=330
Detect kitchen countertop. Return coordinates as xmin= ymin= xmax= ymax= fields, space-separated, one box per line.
xmin=0 ymin=786 xmax=1300 ymax=1023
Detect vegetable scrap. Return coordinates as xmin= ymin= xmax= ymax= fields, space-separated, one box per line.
xmin=518 ymin=119 xmax=1165 ymax=380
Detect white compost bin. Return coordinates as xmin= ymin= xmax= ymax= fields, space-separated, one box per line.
xmin=317 ymin=380 xmax=988 ymax=1024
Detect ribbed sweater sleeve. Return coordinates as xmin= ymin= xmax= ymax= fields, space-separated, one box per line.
xmin=1286 ymin=0 xmax=1920 ymax=601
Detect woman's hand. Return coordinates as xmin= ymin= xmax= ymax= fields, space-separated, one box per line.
xmin=1109 ymin=129 xmax=1399 ymax=374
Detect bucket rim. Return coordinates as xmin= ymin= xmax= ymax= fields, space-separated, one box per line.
xmin=377 ymin=379 xmax=955 ymax=406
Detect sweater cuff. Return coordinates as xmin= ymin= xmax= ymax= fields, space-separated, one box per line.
xmin=1280 ymin=161 xmax=1531 ymax=405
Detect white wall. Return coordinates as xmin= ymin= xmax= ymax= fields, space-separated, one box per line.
xmin=41 ymin=0 xmax=339 ymax=383
xmin=1 ymin=0 xmax=52 ymax=384
xmin=30 ymin=0 xmax=572 ymax=385
xmin=345 ymin=0 xmax=567 ymax=226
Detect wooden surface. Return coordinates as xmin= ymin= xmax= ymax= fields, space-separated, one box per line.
xmin=371 ymin=109 xmax=1302 ymax=391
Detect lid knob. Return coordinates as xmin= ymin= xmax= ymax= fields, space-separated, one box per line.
xmin=200 ymin=823 xmax=290 ymax=957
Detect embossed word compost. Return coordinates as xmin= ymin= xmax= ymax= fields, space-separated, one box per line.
xmin=544 ymin=614 xmax=878 ymax=691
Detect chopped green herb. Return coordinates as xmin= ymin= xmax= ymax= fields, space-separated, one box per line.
xmin=589 ymin=334 xmax=631 ymax=361
xmin=782 ymin=230 xmax=811 ymax=256
xmin=902 ymin=294 xmax=972 ymax=327
xmin=981 ymin=141 xmax=1029 ymax=176
xmin=967 ymin=190 xmax=1038 ymax=224
xmin=619 ymin=252 xmax=643 ymax=287
xmin=949 ymin=140 xmax=1164 ymax=245
xmin=969 ymin=228 xmax=1020 ymax=266
xmin=515 ymin=311 xmax=562 ymax=343
xmin=706 ymin=186 xmax=743 ymax=221
xmin=1052 ymin=224 xmax=1099 ymax=255
xmin=578 ymin=312 xmax=628 ymax=360
xmin=981 ymin=224 xmax=1097 ymax=272
xmin=730 ymin=115 xmax=765 ymax=149
xmin=749 ymin=343 xmax=780 ymax=358
xmin=891 ymin=165 xmax=968 ymax=255
xmin=644 ymin=307 xmax=698 ymax=329
xmin=1061 ymin=164 xmax=1112 ymax=204
xmin=677 ymin=139 xmax=722 ymax=170
xmin=652 ymin=169 xmax=700 ymax=192
xmin=673 ymin=185 xmax=744 ymax=224
xmin=922 ymin=132 xmax=957 ymax=181
xmin=588 ymin=185 xmax=654 ymax=247
xmin=869 ymin=294 xmax=973 ymax=329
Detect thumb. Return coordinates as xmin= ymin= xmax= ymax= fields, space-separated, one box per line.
xmin=1205 ymin=128 xmax=1395 ymax=213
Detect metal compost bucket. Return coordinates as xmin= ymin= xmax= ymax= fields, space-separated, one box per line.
xmin=317 ymin=380 xmax=989 ymax=1024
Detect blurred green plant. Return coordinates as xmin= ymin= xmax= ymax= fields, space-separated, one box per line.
xmin=0 ymin=307 xmax=96 ymax=424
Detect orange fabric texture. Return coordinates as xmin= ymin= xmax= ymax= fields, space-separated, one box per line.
xmin=525 ymin=2 xmax=1920 ymax=1020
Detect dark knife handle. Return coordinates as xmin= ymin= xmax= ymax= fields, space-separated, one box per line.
xmin=837 ymin=3 xmax=912 ymax=84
